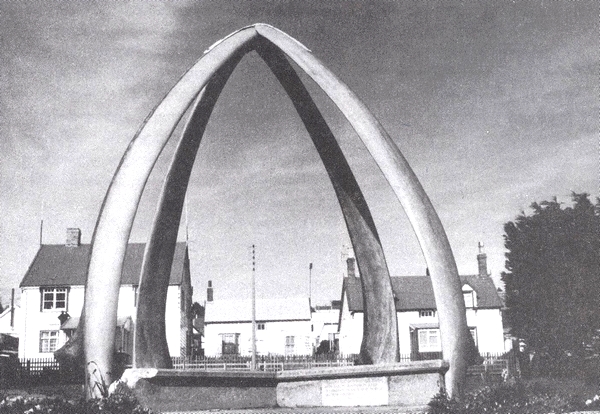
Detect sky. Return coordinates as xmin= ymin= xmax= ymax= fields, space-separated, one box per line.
xmin=0 ymin=1 xmax=597 ymax=308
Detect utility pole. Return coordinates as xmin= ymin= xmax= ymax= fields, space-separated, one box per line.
xmin=309 ymin=263 xmax=313 ymax=308
xmin=184 ymin=196 xmax=189 ymax=244
xmin=10 ymin=289 xmax=14 ymax=329
xmin=39 ymin=201 xmax=44 ymax=246
xmin=251 ymin=244 xmax=257 ymax=370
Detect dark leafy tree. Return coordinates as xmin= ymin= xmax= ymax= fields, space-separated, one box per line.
xmin=502 ymin=193 xmax=600 ymax=375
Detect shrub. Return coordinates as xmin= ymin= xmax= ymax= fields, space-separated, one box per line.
xmin=0 ymin=387 xmax=155 ymax=414
xmin=428 ymin=390 xmax=462 ymax=414
xmin=428 ymin=379 xmax=589 ymax=414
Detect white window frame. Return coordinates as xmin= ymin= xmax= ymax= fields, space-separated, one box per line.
xmin=462 ymin=284 xmax=477 ymax=308
xmin=220 ymin=333 xmax=240 ymax=355
xmin=469 ymin=327 xmax=478 ymax=348
xmin=133 ymin=285 xmax=138 ymax=307
xmin=419 ymin=309 xmax=436 ymax=318
xmin=41 ymin=287 xmax=68 ymax=311
xmin=417 ymin=328 xmax=441 ymax=352
xmin=39 ymin=330 xmax=60 ymax=353
xmin=285 ymin=335 xmax=295 ymax=355
xmin=327 ymin=332 xmax=338 ymax=349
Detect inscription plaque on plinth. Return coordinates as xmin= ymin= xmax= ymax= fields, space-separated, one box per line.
xmin=321 ymin=377 xmax=388 ymax=406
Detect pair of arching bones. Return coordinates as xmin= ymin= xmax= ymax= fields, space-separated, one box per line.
xmin=80 ymin=24 xmax=469 ymax=397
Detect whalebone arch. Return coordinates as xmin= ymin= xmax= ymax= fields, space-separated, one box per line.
xmin=135 ymin=35 xmax=399 ymax=369
xmin=82 ymin=24 xmax=469 ymax=397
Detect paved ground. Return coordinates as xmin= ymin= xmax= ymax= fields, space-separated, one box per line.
xmin=163 ymin=410 xmax=600 ymax=414
xmin=163 ymin=407 xmax=428 ymax=414
xmin=162 ymin=409 xmax=600 ymax=414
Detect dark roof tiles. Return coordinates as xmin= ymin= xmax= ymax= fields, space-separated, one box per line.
xmin=343 ymin=275 xmax=502 ymax=312
xmin=20 ymin=242 xmax=187 ymax=287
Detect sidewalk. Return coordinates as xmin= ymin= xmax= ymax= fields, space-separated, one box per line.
xmin=163 ymin=410 xmax=600 ymax=414
xmin=163 ymin=406 xmax=428 ymax=414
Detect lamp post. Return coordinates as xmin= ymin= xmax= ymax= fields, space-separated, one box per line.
xmin=251 ymin=244 xmax=257 ymax=370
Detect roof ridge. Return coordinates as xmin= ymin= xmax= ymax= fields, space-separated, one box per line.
xmin=390 ymin=274 xmax=483 ymax=278
xmin=344 ymin=273 xmax=502 ymax=312
xmin=20 ymin=243 xmax=188 ymax=287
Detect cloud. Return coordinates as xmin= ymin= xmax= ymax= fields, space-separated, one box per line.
xmin=1 ymin=1 xmax=596 ymax=305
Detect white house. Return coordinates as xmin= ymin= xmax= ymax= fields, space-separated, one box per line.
xmin=0 ymin=303 xmax=21 ymax=355
xmin=0 ymin=304 xmax=20 ymax=340
xmin=18 ymin=228 xmax=193 ymax=360
xmin=311 ymin=301 xmax=341 ymax=353
xmin=338 ymin=253 xmax=505 ymax=358
xmin=203 ymin=282 xmax=312 ymax=357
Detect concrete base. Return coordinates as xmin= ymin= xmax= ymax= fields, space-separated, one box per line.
xmin=121 ymin=361 xmax=447 ymax=412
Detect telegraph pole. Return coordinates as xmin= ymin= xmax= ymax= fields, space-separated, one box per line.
xmin=39 ymin=201 xmax=44 ymax=246
xmin=251 ymin=244 xmax=257 ymax=370
xmin=309 ymin=263 xmax=313 ymax=308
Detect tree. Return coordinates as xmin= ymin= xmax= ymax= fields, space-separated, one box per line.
xmin=502 ymin=193 xmax=600 ymax=375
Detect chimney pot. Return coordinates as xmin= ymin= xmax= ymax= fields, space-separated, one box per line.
xmin=66 ymin=228 xmax=81 ymax=247
xmin=346 ymin=257 xmax=357 ymax=278
xmin=207 ymin=280 xmax=213 ymax=302
xmin=477 ymin=243 xmax=488 ymax=277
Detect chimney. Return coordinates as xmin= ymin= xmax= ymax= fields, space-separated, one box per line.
xmin=10 ymin=289 xmax=14 ymax=329
xmin=66 ymin=228 xmax=81 ymax=247
xmin=477 ymin=242 xmax=488 ymax=277
xmin=207 ymin=280 xmax=213 ymax=302
xmin=346 ymin=257 xmax=357 ymax=278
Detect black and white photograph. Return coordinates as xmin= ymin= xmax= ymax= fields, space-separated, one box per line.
xmin=0 ymin=1 xmax=597 ymax=412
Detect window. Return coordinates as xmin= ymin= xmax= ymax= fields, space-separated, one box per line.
xmin=285 ymin=336 xmax=295 ymax=355
xmin=419 ymin=309 xmax=436 ymax=318
xmin=469 ymin=327 xmax=478 ymax=348
xmin=39 ymin=330 xmax=59 ymax=353
xmin=41 ymin=288 xmax=68 ymax=311
xmin=220 ymin=333 xmax=239 ymax=355
xmin=463 ymin=291 xmax=474 ymax=307
xmin=462 ymin=284 xmax=477 ymax=308
xmin=327 ymin=332 xmax=339 ymax=350
xmin=418 ymin=328 xmax=441 ymax=352
xmin=257 ymin=323 xmax=265 ymax=330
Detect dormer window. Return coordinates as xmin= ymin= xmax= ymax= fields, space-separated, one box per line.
xmin=462 ymin=284 xmax=477 ymax=308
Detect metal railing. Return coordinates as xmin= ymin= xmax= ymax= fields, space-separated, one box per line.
xmin=171 ymin=354 xmax=357 ymax=371
xmin=171 ymin=351 xmax=517 ymax=376
xmin=5 ymin=351 xmax=517 ymax=386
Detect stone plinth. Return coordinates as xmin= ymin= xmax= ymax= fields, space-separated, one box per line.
xmin=121 ymin=360 xmax=447 ymax=412
xmin=277 ymin=361 xmax=447 ymax=408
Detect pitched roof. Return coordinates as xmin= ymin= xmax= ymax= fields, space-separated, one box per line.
xmin=343 ymin=275 xmax=502 ymax=312
xmin=60 ymin=316 xmax=132 ymax=331
xmin=0 ymin=305 xmax=19 ymax=318
xmin=20 ymin=242 xmax=187 ymax=287
xmin=205 ymin=298 xmax=311 ymax=323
